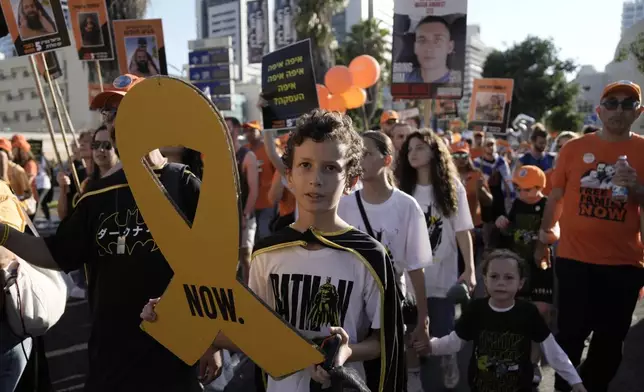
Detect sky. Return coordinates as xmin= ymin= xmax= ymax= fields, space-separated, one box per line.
xmin=145 ymin=0 xmax=623 ymax=76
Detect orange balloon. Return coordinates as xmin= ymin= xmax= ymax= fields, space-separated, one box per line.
xmin=349 ymin=55 xmax=381 ymax=89
xmin=324 ymin=66 xmax=353 ymax=95
xmin=316 ymin=84 xmax=330 ymax=110
xmin=342 ymin=86 xmax=367 ymax=109
xmin=327 ymin=94 xmax=347 ymax=113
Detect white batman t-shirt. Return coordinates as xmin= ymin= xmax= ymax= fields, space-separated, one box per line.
xmin=337 ymin=188 xmax=433 ymax=297
xmin=412 ymin=181 xmax=473 ymax=298
xmin=249 ymin=245 xmax=381 ymax=392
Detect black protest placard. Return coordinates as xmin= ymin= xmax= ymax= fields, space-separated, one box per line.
xmin=261 ymin=39 xmax=318 ymax=130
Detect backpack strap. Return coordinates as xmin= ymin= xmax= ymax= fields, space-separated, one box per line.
xmin=355 ymin=191 xmax=375 ymax=238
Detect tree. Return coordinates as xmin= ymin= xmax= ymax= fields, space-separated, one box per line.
xmin=482 ymin=36 xmax=579 ymax=124
xmin=294 ymin=0 xmax=345 ymax=83
xmin=335 ymin=19 xmax=391 ymax=127
xmin=615 ymin=32 xmax=644 ymax=74
xmin=546 ymin=106 xmax=583 ymax=133
xmin=90 ymin=0 xmax=150 ymax=84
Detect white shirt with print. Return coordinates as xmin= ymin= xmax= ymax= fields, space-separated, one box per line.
xmin=249 ymin=246 xmax=381 ymax=392
xmin=337 ymin=188 xmax=433 ymax=298
xmin=412 ymin=181 xmax=473 ymax=298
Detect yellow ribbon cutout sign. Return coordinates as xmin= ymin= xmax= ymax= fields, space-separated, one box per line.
xmin=115 ymin=77 xmax=322 ymax=378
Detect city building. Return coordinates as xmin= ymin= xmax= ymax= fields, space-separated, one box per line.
xmin=332 ymin=0 xmax=394 ymax=45
xmin=571 ymin=65 xmax=610 ymax=119
xmin=622 ymin=0 xmax=644 ymax=36
xmin=0 ymin=45 xmax=93 ymax=134
xmin=459 ymin=25 xmax=493 ymax=117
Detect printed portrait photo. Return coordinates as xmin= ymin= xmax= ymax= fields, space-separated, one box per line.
xmin=11 ymin=0 xmax=58 ymax=40
xmin=125 ymin=35 xmax=160 ymax=77
xmin=474 ymin=92 xmax=507 ymax=123
xmin=78 ymin=12 xmax=103 ymax=47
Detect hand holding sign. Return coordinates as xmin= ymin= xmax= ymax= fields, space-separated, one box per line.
xmin=115 ymin=76 xmax=322 ymax=378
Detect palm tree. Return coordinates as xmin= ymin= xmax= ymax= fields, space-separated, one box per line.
xmin=90 ymin=0 xmax=150 ymax=84
xmin=335 ymin=19 xmax=391 ymax=127
xmin=294 ymin=0 xmax=345 ymax=82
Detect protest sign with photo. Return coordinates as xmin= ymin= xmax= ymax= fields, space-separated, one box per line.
xmin=68 ymin=0 xmax=114 ymax=61
xmin=435 ymin=99 xmax=458 ymax=119
xmin=0 ymin=0 xmax=71 ymax=56
xmin=247 ymin=0 xmax=268 ymax=64
xmin=274 ymin=0 xmax=297 ymax=50
xmin=113 ymin=18 xmax=167 ymax=77
xmin=262 ymin=39 xmax=318 ymax=130
xmin=391 ymin=0 xmax=467 ymax=99
xmin=468 ymin=78 xmax=514 ymax=134
xmin=35 ymin=49 xmax=61 ymax=79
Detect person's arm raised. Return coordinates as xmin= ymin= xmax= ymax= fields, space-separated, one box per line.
xmin=262 ymin=130 xmax=287 ymax=176
xmin=0 ymin=223 xmax=60 ymax=270
xmin=243 ymin=151 xmax=259 ymax=217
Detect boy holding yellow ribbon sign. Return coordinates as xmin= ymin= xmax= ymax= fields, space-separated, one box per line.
xmin=143 ymin=110 xmax=406 ymax=392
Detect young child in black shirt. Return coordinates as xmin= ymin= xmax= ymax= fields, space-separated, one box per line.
xmin=418 ymin=249 xmax=585 ymax=392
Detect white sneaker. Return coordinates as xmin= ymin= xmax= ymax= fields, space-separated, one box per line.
xmin=407 ymin=369 xmax=423 ymax=392
xmin=441 ymin=353 xmax=460 ymax=389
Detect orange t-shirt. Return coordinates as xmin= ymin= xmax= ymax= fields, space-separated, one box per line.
xmin=247 ymin=143 xmax=276 ymax=210
xmin=552 ymin=133 xmax=644 ymax=267
xmin=543 ymin=168 xmax=554 ymax=196
xmin=461 ymin=170 xmax=488 ymax=227
xmin=273 ymin=171 xmax=295 ymax=216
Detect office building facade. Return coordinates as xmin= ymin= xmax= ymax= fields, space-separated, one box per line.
xmin=623 ymin=0 xmax=644 ymax=35
xmin=460 ymin=25 xmax=493 ymax=116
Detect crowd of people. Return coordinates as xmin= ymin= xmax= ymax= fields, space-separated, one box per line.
xmin=1 ymin=74 xmax=643 ymax=392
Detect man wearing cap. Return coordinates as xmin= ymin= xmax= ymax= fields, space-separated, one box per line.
xmin=242 ymin=120 xmax=275 ymax=241
xmin=541 ymin=80 xmax=644 ymax=392
xmin=0 ymin=74 xmax=222 ymax=391
xmin=380 ymin=110 xmax=400 ymax=137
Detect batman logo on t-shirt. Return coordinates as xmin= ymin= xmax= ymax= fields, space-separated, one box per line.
xmin=307 ymin=277 xmax=340 ymax=328
xmin=424 ymin=206 xmax=443 ymax=252
xmin=95 ymin=209 xmax=159 ymax=256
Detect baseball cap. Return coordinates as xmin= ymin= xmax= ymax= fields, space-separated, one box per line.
xmin=242 ymin=120 xmax=262 ymax=130
xmin=380 ymin=110 xmax=400 ymax=124
xmin=600 ymin=80 xmax=642 ymax=102
xmin=0 ymin=138 xmax=11 ymax=155
xmin=450 ymin=141 xmax=469 ymax=154
xmin=513 ymin=165 xmax=546 ymax=189
xmin=90 ymin=74 xmax=145 ymax=110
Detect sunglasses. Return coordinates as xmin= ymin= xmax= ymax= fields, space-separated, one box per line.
xmin=601 ymin=98 xmax=640 ymax=111
xmin=452 ymin=152 xmax=469 ymax=159
xmin=385 ymin=119 xmax=398 ymax=125
xmin=92 ymin=141 xmax=113 ymax=150
xmin=516 ymin=187 xmax=537 ymax=193
xmin=485 ymin=142 xmax=495 ymax=147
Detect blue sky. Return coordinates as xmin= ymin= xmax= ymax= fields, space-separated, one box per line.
xmin=145 ymin=0 xmax=622 ymax=76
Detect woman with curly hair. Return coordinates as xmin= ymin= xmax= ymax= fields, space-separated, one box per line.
xmin=397 ymin=130 xmax=475 ymax=390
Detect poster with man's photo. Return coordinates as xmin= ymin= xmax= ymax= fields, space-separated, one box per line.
xmin=113 ymin=18 xmax=167 ymax=77
xmin=0 ymin=0 xmax=71 ymax=56
xmin=68 ymin=0 xmax=114 ymax=61
xmin=468 ymin=78 xmax=514 ymax=134
xmin=274 ymin=0 xmax=296 ymax=50
xmin=391 ymin=0 xmax=467 ymax=99
xmin=247 ymin=0 xmax=268 ymax=63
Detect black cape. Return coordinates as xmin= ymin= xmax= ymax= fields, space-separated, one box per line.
xmin=251 ymin=227 xmax=406 ymax=392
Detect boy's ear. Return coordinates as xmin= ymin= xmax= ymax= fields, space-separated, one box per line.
xmin=384 ymin=155 xmax=393 ymax=167
xmin=285 ymin=168 xmax=293 ymax=190
xmin=518 ymin=278 xmax=526 ymax=291
xmin=344 ymin=176 xmax=359 ymax=195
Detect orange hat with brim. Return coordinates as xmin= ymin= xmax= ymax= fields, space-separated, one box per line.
xmin=601 ymin=80 xmax=642 ymax=102
xmin=242 ymin=120 xmax=262 ymax=130
xmin=380 ymin=110 xmax=400 ymax=124
xmin=450 ymin=141 xmax=470 ymax=154
xmin=514 ymin=165 xmax=546 ymax=189
xmin=0 ymin=138 xmax=12 ymax=155
xmin=90 ymin=74 xmax=145 ymax=110
xmin=11 ymin=134 xmax=30 ymax=152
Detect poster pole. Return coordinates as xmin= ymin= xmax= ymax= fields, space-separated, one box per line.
xmin=360 ymin=105 xmax=370 ymax=131
xmin=28 ymin=56 xmax=64 ymax=169
xmin=95 ymin=61 xmax=104 ymax=92
xmin=40 ymin=53 xmax=82 ymax=192
xmin=423 ymin=99 xmax=432 ymax=129
xmin=53 ymin=80 xmax=80 ymax=149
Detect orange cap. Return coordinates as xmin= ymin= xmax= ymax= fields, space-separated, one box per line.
xmin=450 ymin=141 xmax=470 ymax=154
xmin=380 ymin=110 xmax=399 ymax=124
xmin=601 ymin=80 xmax=642 ymax=102
xmin=11 ymin=134 xmax=30 ymax=152
xmin=90 ymin=74 xmax=145 ymax=110
xmin=513 ymin=165 xmax=546 ymax=189
xmin=242 ymin=120 xmax=262 ymax=130
xmin=0 ymin=138 xmax=11 ymax=154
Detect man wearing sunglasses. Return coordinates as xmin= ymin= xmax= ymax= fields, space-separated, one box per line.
xmin=541 ymin=80 xmax=644 ymax=392
xmin=0 ymin=74 xmax=222 ymax=391
xmin=380 ymin=110 xmax=400 ymax=137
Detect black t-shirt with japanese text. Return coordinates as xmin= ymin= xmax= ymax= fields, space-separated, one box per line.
xmin=45 ymin=163 xmax=202 ymax=392
xmin=455 ymin=298 xmax=551 ymax=392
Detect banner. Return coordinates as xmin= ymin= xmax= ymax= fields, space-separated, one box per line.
xmin=68 ymin=0 xmax=114 ymax=61
xmin=26 ymin=138 xmax=42 ymax=159
xmin=247 ymin=0 xmax=268 ymax=64
xmin=0 ymin=0 xmax=71 ymax=56
xmin=468 ymin=78 xmax=514 ymax=134
xmin=113 ymin=18 xmax=167 ymax=77
xmin=35 ymin=49 xmax=61 ymax=79
xmin=391 ymin=0 xmax=467 ymax=99
xmin=274 ymin=0 xmax=296 ymax=50
xmin=435 ymin=99 xmax=458 ymax=119
xmin=262 ymin=39 xmax=318 ymax=130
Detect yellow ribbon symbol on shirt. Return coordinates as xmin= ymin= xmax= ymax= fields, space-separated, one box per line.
xmin=115 ymin=76 xmax=322 ymax=378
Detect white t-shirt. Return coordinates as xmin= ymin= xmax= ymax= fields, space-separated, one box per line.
xmin=412 ymin=181 xmax=473 ymax=298
xmin=337 ymin=188 xmax=433 ymax=297
xmin=249 ymin=245 xmax=381 ymax=392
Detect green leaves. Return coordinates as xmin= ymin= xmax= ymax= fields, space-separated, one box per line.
xmin=615 ymin=32 xmax=644 ymax=75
